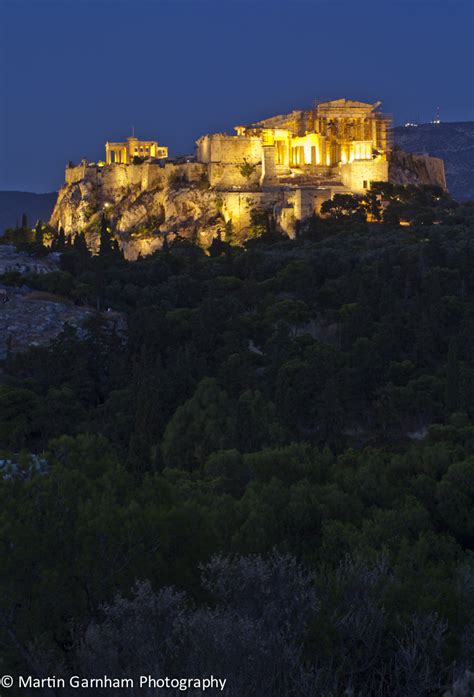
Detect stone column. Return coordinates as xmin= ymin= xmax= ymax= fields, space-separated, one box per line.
xmin=260 ymin=145 xmax=278 ymax=187
xmin=380 ymin=120 xmax=388 ymax=152
xmin=284 ymin=138 xmax=290 ymax=168
xmin=371 ymin=119 xmax=378 ymax=149
xmin=320 ymin=137 xmax=326 ymax=167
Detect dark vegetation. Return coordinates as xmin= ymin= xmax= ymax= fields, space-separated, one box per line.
xmin=1 ymin=186 xmax=474 ymax=695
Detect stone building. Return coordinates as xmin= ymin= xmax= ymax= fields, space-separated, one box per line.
xmin=52 ymin=97 xmax=447 ymax=256
xmin=197 ymin=99 xmax=392 ymax=192
xmin=105 ymin=136 xmax=168 ymax=164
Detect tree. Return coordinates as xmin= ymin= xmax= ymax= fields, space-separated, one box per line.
xmin=33 ymin=222 xmax=46 ymax=255
xmin=53 ymin=226 xmax=67 ymax=251
xmin=321 ymin=194 xmax=366 ymax=221
xmin=162 ymin=377 xmax=235 ymax=470
xmin=445 ymin=338 xmax=460 ymax=414
xmin=233 ymin=390 xmax=284 ymax=452
xmin=0 ymin=386 xmax=40 ymax=449
xmin=127 ymin=351 xmax=168 ymax=473
xmin=208 ymin=229 xmax=231 ymax=257
xmin=99 ymin=213 xmax=114 ymax=257
xmin=68 ymin=553 xmax=318 ymax=697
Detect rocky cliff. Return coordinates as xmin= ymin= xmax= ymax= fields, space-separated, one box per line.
xmin=388 ymin=150 xmax=446 ymax=190
xmin=50 ymin=148 xmax=449 ymax=259
xmin=51 ymin=162 xmax=225 ymax=259
xmin=393 ymin=122 xmax=474 ymax=200
xmin=51 ymin=160 xmax=312 ymax=258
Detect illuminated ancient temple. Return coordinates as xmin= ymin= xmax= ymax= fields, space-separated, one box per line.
xmin=197 ymin=99 xmax=392 ymax=192
xmin=105 ymin=136 xmax=168 ymax=164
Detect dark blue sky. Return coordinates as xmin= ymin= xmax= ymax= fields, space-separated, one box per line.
xmin=1 ymin=0 xmax=473 ymax=192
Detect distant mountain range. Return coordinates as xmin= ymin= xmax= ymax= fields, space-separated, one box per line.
xmin=0 ymin=122 xmax=472 ymax=235
xmin=0 ymin=191 xmax=57 ymax=234
xmin=393 ymin=121 xmax=474 ymax=201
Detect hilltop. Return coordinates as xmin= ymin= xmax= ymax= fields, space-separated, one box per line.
xmin=394 ymin=121 xmax=474 ymax=200
xmin=49 ymin=99 xmax=447 ymax=257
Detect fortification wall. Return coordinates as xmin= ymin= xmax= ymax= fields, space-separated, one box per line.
xmin=100 ymin=164 xmax=141 ymax=190
xmin=220 ymin=191 xmax=272 ymax=231
xmin=220 ymin=187 xmax=332 ymax=236
xmin=163 ymin=162 xmax=208 ymax=185
xmin=65 ymin=164 xmax=99 ymax=185
xmin=340 ymin=159 xmax=389 ymax=192
xmin=197 ymin=134 xmax=262 ymax=165
xmin=64 ymin=161 xmax=208 ymax=194
xmin=208 ymin=163 xmax=262 ymax=188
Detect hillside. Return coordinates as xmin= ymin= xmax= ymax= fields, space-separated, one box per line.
xmin=1 ymin=208 xmax=474 ymax=692
xmin=0 ymin=191 xmax=57 ymax=234
xmin=394 ymin=121 xmax=474 ymax=200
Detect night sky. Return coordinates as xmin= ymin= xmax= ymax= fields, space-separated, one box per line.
xmin=1 ymin=0 xmax=473 ymax=193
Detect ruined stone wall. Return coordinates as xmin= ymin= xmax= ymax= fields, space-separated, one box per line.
xmin=64 ymin=161 xmax=207 ymax=195
xmin=197 ymin=134 xmax=262 ymax=165
xmin=208 ymin=163 xmax=262 ymax=188
xmin=65 ymin=164 xmax=99 ymax=185
xmin=100 ymin=164 xmax=142 ymax=191
xmin=253 ymin=110 xmax=313 ymax=136
xmin=197 ymin=134 xmax=263 ymax=187
xmin=166 ymin=162 xmax=209 ymax=185
xmin=290 ymin=188 xmax=332 ymax=219
xmin=219 ymin=187 xmax=331 ymax=237
xmin=220 ymin=191 xmax=275 ymax=231
xmin=340 ymin=159 xmax=389 ymax=192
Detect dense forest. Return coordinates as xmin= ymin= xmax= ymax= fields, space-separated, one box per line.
xmin=1 ymin=185 xmax=474 ymax=696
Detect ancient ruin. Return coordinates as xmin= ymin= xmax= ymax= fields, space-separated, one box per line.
xmin=105 ymin=136 xmax=168 ymax=164
xmin=50 ymin=98 xmax=447 ymax=258
xmin=197 ymin=99 xmax=391 ymax=192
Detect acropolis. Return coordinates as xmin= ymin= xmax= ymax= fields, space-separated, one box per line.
xmin=51 ymin=97 xmax=447 ymax=257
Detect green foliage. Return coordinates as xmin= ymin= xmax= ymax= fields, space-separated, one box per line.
xmin=1 ymin=210 xmax=474 ymax=681
xmin=247 ymin=207 xmax=281 ymax=242
xmin=239 ymin=157 xmax=257 ymax=179
xmin=321 ymin=193 xmax=367 ymax=220
xmin=162 ymin=377 xmax=236 ymax=470
xmin=1 ymin=222 xmax=48 ymax=254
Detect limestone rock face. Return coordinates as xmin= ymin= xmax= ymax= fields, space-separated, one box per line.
xmin=50 ymin=148 xmax=449 ymax=260
xmin=394 ymin=122 xmax=474 ymax=201
xmin=389 ymin=150 xmax=447 ymax=190
xmin=51 ymin=163 xmax=225 ymax=259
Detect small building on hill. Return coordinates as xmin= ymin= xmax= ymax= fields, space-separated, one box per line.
xmin=105 ymin=136 xmax=168 ymax=164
